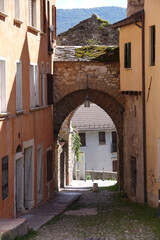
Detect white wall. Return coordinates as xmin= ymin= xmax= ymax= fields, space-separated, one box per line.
xmin=80 ymin=130 xmax=117 ymax=171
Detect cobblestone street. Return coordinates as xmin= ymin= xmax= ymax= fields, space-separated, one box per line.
xmin=31 ymin=182 xmax=160 ymax=240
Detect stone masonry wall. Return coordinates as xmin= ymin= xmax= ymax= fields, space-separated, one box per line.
xmin=56 ymin=14 xmax=119 ymax=46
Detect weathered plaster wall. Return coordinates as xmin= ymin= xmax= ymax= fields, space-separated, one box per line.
xmin=123 ymin=95 xmax=144 ymax=203
xmin=0 ymin=0 xmax=55 ymax=218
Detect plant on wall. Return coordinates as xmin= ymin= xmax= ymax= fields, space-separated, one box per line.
xmin=71 ymin=127 xmax=81 ymax=161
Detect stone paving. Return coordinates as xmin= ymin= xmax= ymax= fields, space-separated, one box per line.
xmin=32 ymin=181 xmax=160 ymax=240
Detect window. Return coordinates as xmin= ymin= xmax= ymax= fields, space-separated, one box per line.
xmin=30 ymin=64 xmax=39 ymax=108
xmin=0 ymin=58 xmax=7 ymax=113
xmin=111 ymin=131 xmax=117 ymax=153
xmin=2 ymin=156 xmax=8 ymax=200
xmin=47 ymin=150 xmax=52 ymax=182
xmin=41 ymin=62 xmax=45 ymax=106
xmin=79 ymin=133 xmax=86 ymax=147
xmin=0 ymin=0 xmax=5 ymax=12
xmin=29 ymin=0 xmax=37 ymax=28
xmin=150 ymin=25 xmax=155 ymax=66
xmin=99 ymin=132 xmax=105 ymax=145
xmin=124 ymin=42 xmax=131 ymax=68
xmin=40 ymin=0 xmax=46 ymax=32
xmin=16 ymin=61 xmax=23 ymax=111
xmin=14 ymin=0 xmax=20 ymax=19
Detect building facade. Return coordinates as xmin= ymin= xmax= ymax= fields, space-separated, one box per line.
xmin=114 ymin=0 xmax=160 ymax=207
xmin=72 ymin=104 xmax=117 ymax=172
xmin=0 ymin=0 xmax=56 ymax=218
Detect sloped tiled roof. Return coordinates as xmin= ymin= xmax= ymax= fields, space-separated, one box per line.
xmin=71 ymin=103 xmax=115 ymax=131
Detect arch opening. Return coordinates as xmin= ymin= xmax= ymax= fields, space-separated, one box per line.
xmin=53 ymin=89 xmax=124 ymax=192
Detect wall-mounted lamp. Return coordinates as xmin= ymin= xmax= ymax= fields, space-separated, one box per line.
xmin=84 ymin=96 xmax=90 ymax=107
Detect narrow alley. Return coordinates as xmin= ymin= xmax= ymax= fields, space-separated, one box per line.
xmin=29 ymin=181 xmax=160 ymax=240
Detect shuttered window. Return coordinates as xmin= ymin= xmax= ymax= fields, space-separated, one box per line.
xmin=29 ymin=0 xmax=37 ymax=27
xmin=2 ymin=156 xmax=8 ymax=200
xmin=41 ymin=62 xmax=45 ymax=106
xmin=16 ymin=61 xmax=23 ymax=111
xmin=15 ymin=0 xmax=20 ymax=19
xmin=150 ymin=25 xmax=155 ymax=66
xmin=40 ymin=0 xmax=46 ymax=32
xmin=99 ymin=132 xmax=105 ymax=145
xmin=30 ymin=64 xmax=39 ymax=108
xmin=47 ymin=150 xmax=52 ymax=182
xmin=79 ymin=133 xmax=86 ymax=147
xmin=47 ymin=74 xmax=53 ymax=105
xmin=111 ymin=131 xmax=117 ymax=153
xmin=0 ymin=59 xmax=7 ymax=113
xmin=124 ymin=42 xmax=131 ymax=68
xmin=52 ymin=5 xmax=56 ymax=39
xmin=0 ymin=1 xmax=5 ymax=12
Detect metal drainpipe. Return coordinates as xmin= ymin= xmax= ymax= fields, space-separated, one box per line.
xmin=142 ymin=10 xmax=147 ymax=203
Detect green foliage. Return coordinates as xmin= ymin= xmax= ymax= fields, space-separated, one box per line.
xmin=86 ymin=38 xmax=100 ymax=46
xmin=72 ymin=130 xmax=81 ymax=161
xmin=86 ymin=175 xmax=91 ymax=180
xmin=75 ymin=46 xmax=119 ymax=62
xmin=99 ymin=183 xmax=119 ymax=192
xmin=14 ymin=229 xmax=37 ymax=240
xmin=57 ymin=7 xmax=127 ymax=35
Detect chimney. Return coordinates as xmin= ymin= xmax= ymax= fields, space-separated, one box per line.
xmin=127 ymin=0 xmax=144 ymax=17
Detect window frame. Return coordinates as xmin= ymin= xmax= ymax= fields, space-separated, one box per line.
xmin=16 ymin=60 xmax=23 ymax=111
xmin=150 ymin=25 xmax=155 ymax=66
xmin=79 ymin=133 xmax=86 ymax=147
xmin=41 ymin=62 xmax=45 ymax=106
xmin=14 ymin=0 xmax=20 ymax=19
xmin=29 ymin=0 xmax=37 ymax=28
xmin=0 ymin=57 xmax=7 ymax=114
xmin=124 ymin=42 xmax=131 ymax=69
xmin=0 ymin=0 xmax=5 ymax=13
xmin=99 ymin=132 xmax=106 ymax=145
xmin=30 ymin=63 xmax=39 ymax=108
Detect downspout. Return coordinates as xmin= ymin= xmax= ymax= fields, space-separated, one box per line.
xmin=141 ymin=10 xmax=147 ymax=203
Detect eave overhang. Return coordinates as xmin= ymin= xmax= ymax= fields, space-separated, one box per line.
xmin=113 ymin=9 xmax=144 ymax=29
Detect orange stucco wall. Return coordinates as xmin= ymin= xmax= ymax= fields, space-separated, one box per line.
xmin=145 ymin=0 xmax=160 ymax=206
xmin=119 ymin=23 xmax=142 ymax=91
xmin=0 ymin=0 xmax=55 ymax=218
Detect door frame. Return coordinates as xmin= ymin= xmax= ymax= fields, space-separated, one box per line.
xmin=14 ymin=151 xmax=24 ymax=218
xmin=37 ymin=143 xmax=43 ymax=205
xmin=23 ymin=139 xmax=34 ymax=209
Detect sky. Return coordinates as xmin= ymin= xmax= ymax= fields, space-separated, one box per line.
xmin=56 ymin=0 xmax=127 ymax=9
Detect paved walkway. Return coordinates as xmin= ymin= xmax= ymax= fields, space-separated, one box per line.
xmin=0 ymin=180 xmax=115 ymax=239
xmin=20 ymin=192 xmax=81 ymax=230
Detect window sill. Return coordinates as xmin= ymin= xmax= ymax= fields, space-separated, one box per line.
xmin=16 ymin=109 xmax=25 ymax=115
xmin=124 ymin=67 xmax=132 ymax=70
xmin=30 ymin=105 xmax=50 ymax=112
xmin=0 ymin=112 xmax=10 ymax=118
xmin=14 ymin=18 xmax=23 ymax=26
xmin=40 ymin=32 xmax=46 ymax=37
xmin=27 ymin=25 xmax=40 ymax=35
xmin=0 ymin=11 xmax=8 ymax=18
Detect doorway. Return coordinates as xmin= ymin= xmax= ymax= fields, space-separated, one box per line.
xmin=24 ymin=140 xmax=34 ymax=209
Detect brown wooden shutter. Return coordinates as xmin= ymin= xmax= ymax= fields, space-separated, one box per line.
xmin=47 ymin=74 xmax=53 ymax=105
xmin=43 ymin=0 xmax=46 ymax=32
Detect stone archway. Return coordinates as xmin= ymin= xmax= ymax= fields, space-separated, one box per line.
xmin=54 ymin=88 xmax=124 ymax=190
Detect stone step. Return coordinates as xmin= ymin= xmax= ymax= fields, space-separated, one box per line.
xmin=0 ymin=218 xmax=29 ymax=240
